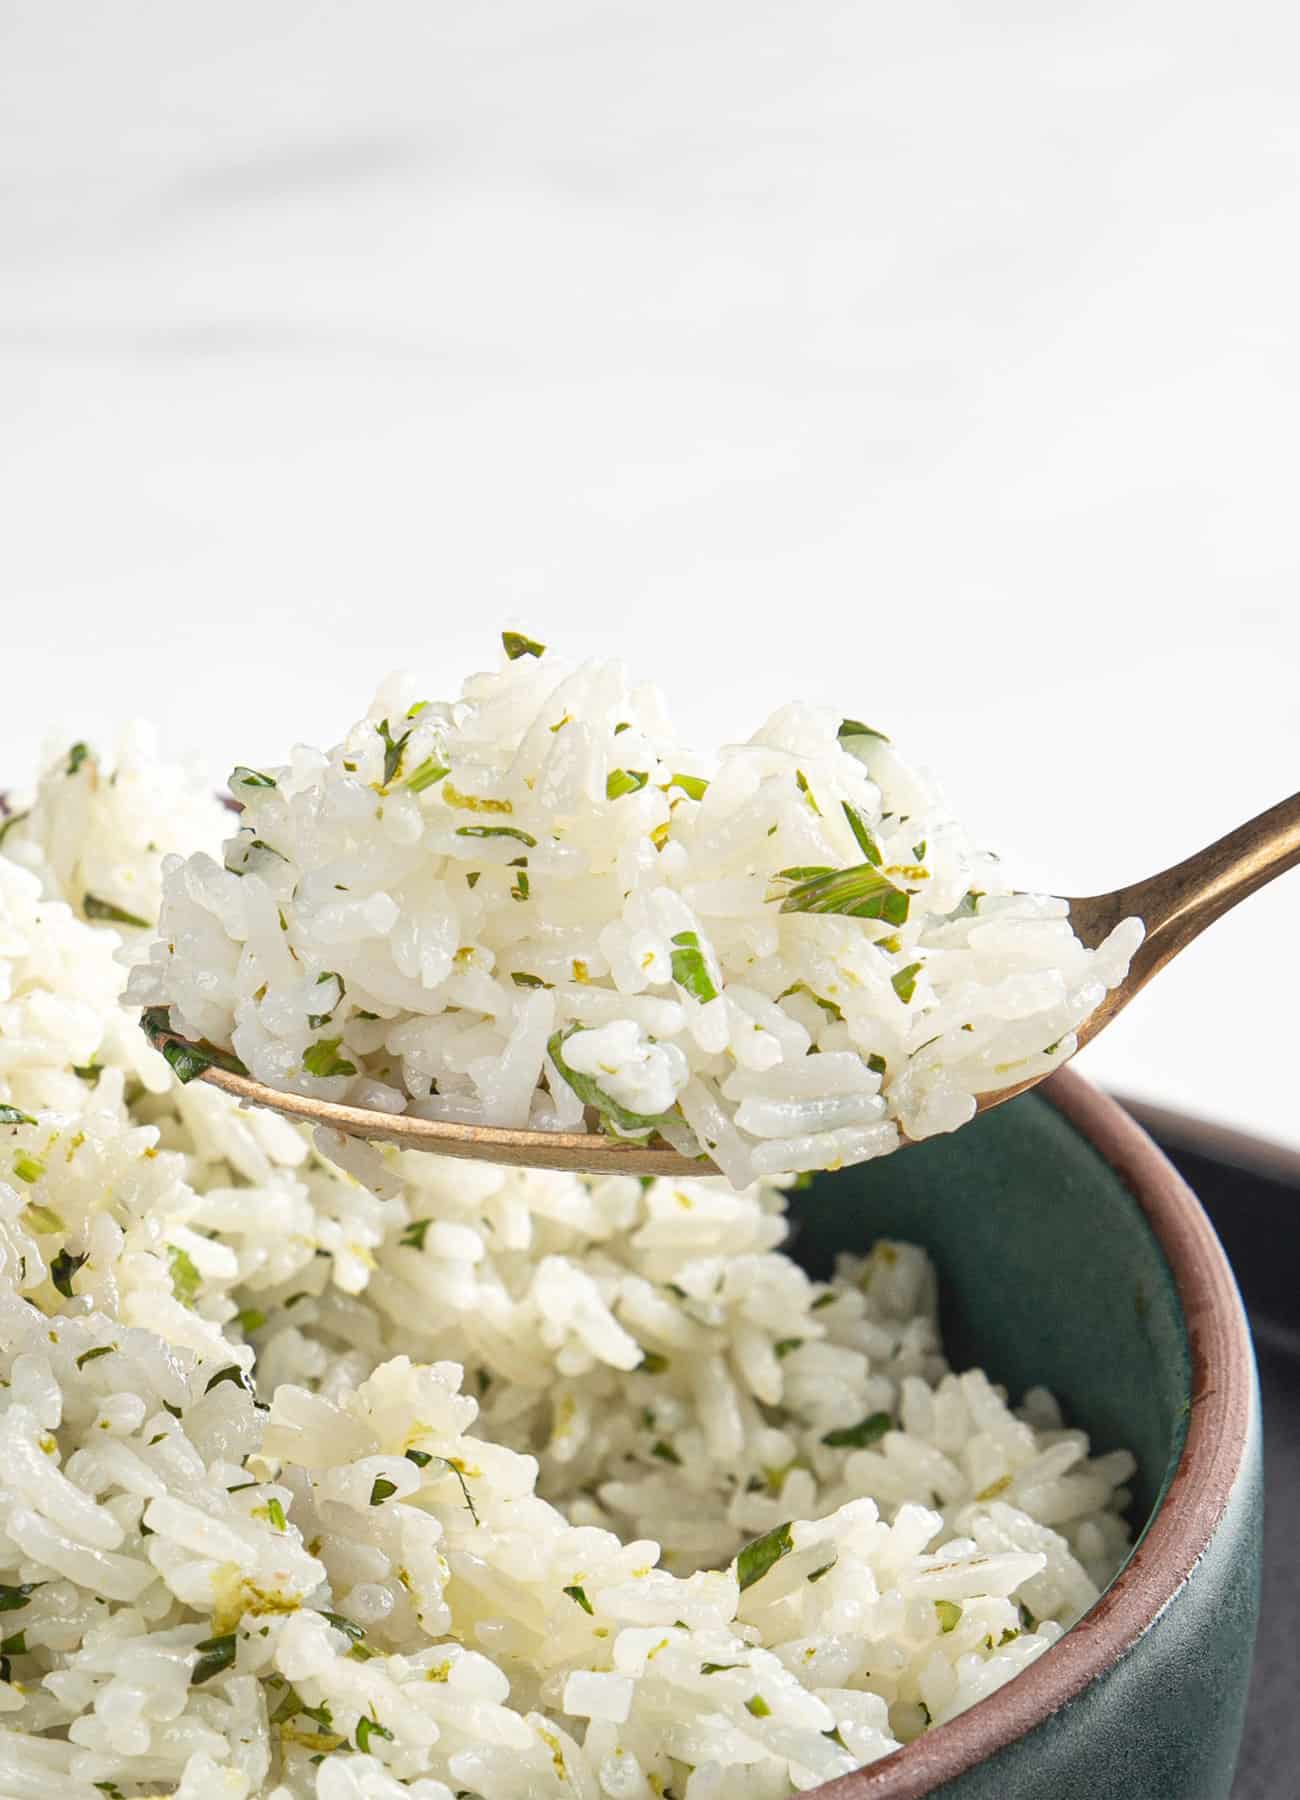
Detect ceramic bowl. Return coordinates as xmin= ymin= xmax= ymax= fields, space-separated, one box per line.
xmin=792 ymin=1067 xmax=1262 ymax=1799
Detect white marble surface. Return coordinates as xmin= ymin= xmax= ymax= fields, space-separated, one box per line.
xmin=3 ymin=2 xmax=1298 ymax=1144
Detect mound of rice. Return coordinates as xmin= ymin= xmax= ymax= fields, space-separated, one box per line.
xmin=126 ymin=637 xmax=1144 ymax=1186
xmin=0 ymin=726 xmax=1136 ymax=1800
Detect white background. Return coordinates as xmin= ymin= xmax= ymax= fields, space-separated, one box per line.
xmin=3 ymin=2 xmax=1297 ymax=1145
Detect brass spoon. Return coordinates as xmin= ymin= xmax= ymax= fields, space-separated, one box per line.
xmin=143 ymin=791 xmax=1300 ymax=1177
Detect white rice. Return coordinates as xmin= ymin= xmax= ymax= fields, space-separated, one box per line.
xmin=125 ymin=639 xmax=1144 ymax=1186
xmin=0 ymin=724 xmax=1136 ymax=1799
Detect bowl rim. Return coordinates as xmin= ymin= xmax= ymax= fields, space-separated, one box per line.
xmin=818 ymin=1065 xmax=1256 ymax=1798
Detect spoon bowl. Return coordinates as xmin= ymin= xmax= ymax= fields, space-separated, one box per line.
xmin=142 ymin=792 xmax=1300 ymax=1176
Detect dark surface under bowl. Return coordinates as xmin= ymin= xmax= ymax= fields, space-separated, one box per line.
xmin=1119 ymin=1099 xmax=1300 ymax=1800
xmin=787 ymin=1070 xmax=1260 ymax=1799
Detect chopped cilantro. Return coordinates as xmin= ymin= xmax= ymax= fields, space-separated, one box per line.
xmin=841 ymin=800 xmax=883 ymax=866
xmin=821 ymin=1412 xmax=890 ymax=1450
xmin=405 ymin=757 xmax=450 ymax=793
xmin=547 ymin=1024 xmax=675 ymax=1141
xmin=669 ymin=930 xmax=718 ymax=1003
xmin=891 ymin=962 xmax=923 ymax=1004
xmin=376 ymin=719 xmax=411 ymax=787
xmin=83 ymin=893 xmax=152 ymax=929
xmin=501 ymin=631 xmax=546 ymax=660
xmin=455 ymin=825 xmax=537 ymax=847
xmin=401 ymin=1219 xmax=431 ymax=1250
xmin=510 ymin=971 xmax=552 ymax=989
xmin=606 ymin=768 xmax=649 ymax=800
xmin=369 ymin=1478 xmax=398 ymax=1505
xmin=49 ymin=1248 xmax=88 ymax=1297
xmin=736 ymin=1520 xmax=794 ymax=1591
xmin=65 ymin=742 xmax=90 ymax=776
xmin=190 ymin=1633 xmax=237 ymax=1685
xmin=302 ymin=1037 xmax=357 ymax=1079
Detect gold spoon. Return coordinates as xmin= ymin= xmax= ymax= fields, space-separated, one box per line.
xmin=142 ymin=791 xmax=1300 ymax=1177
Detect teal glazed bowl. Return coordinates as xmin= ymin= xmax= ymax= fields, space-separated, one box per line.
xmin=793 ymin=1067 xmax=1262 ymax=1800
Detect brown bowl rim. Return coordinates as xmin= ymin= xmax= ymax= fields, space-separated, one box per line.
xmin=813 ymin=1064 xmax=1255 ymax=1797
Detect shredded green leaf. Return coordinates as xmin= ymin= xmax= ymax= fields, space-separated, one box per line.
xmin=231 ymin=766 xmax=276 ymax=789
xmin=405 ymin=757 xmax=450 ymax=793
xmin=376 ymin=719 xmax=411 ymax=787
xmin=455 ymin=825 xmax=537 ymax=847
xmin=736 ymin=1521 xmax=794 ymax=1591
xmin=72 ymin=1060 xmax=101 ymax=1086
xmin=606 ymin=768 xmax=649 ymax=800
xmin=563 ymin=1584 xmax=594 ymax=1614
xmin=76 ymin=1345 xmax=114 ymax=1369
xmin=547 ymin=1024 xmax=675 ymax=1141
xmin=821 ymin=1412 xmax=890 ymax=1450
xmin=511 ymin=868 xmax=530 ymax=901
xmin=701 ymin=1661 xmax=743 ymax=1674
xmin=773 ymin=1338 xmax=803 ymax=1359
xmin=167 ymin=1245 xmax=201 ymax=1306
xmin=795 ymin=769 xmax=821 ymax=814
xmin=510 ymin=971 xmax=552 ymax=989
xmin=807 ymin=1557 xmax=837 ymax=1583
xmin=205 ymin=1363 xmax=256 ymax=1398
xmin=502 ymin=631 xmax=546 ymax=660
xmin=891 ymin=962 xmax=923 ymax=1004
xmin=262 ymin=1497 xmax=287 ymax=1531
xmin=778 ymin=863 xmax=910 ymax=924
xmin=0 ymin=809 xmax=30 ymax=850
xmin=190 ymin=1633 xmax=237 ymax=1685
xmin=49 ymin=1248 xmax=88 ymax=1298
xmin=0 ymin=1583 xmax=44 ymax=1613
xmin=65 ymin=742 xmax=90 ymax=776
xmin=0 ymin=1105 xmax=36 ymax=1126
xmin=951 ymin=890 xmax=985 ymax=918
xmin=320 ymin=1611 xmax=365 ymax=1643
xmin=669 ymin=930 xmax=718 ymax=1003
xmin=302 ymin=1037 xmax=357 ymax=1079
xmin=356 ymin=1717 xmax=395 ymax=1754
xmin=83 ymin=893 xmax=152 ymax=929
xmin=401 ymin=1219 xmax=432 ymax=1250
xmin=405 ymin=1448 xmax=433 ymax=1468
xmin=369 ymin=1478 xmax=398 ymax=1506
xmin=841 ymin=801 xmax=883 ymax=866
xmin=670 ymin=773 xmax=709 ymax=800
xmin=866 ymin=1052 xmax=887 ymax=1076
xmin=935 ymin=1599 xmax=962 ymax=1633
xmin=13 ymin=1153 xmax=45 ymax=1185
xmin=837 ymin=718 xmax=890 ymax=744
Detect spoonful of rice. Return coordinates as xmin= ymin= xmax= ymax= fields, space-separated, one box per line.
xmin=130 ymin=636 xmax=1300 ymax=1184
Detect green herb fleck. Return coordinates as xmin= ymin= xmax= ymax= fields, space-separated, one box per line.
xmin=701 ymin=1661 xmax=743 ymax=1674
xmin=0 ymin=1105 xmax=37 ymax=1127
xmin=510 ymin=971 xmax=552 ymax=989
xmin=563 ymin=1584 xmax=594 ymax=1614
xmin=639 ymin=1351 xmax=669 ymax=1375
xmin=320 ymin=1611 xmax=365 ymax=1643
xmin=745 ymin=1694 xmax=772 ymax=1718
xmin=670 ymin=773 xmax=709 ymax=800
xmin=401 ymin=1219 xmax=431 ymax=1250
xmin=952 ymin=890 xmax=985 ymax=919
xmin=821 ymin=1412 xmax=890 ymax=1450
xmin=891 ymin=962 xmax=923 ymax=1004
xmin=842 ymin=801 xmax=883 ymax=866
xmin=651 ymin=1440 xmax=682 ymax=1465
xmin=866 ymin=1053 xmax=887 ymax=1076
xmin=168 ymin=1244 xmax=201 ymax=1307
xmin=405 ymin=758 xmax=450 ymax=793
xmin=795 ymin=769 xmax=821 ymax=814
xmin=502 ymin=631 xmax=546 ymax=661
xmin=778 ymin=862 xmax=910 ymax=924
xmin=810 ymin=1292 xmax=837 ymax=1311
xmin=83 ymin=893 xmax=152 ymax=929
xmin=236 ymin=1308 xmax=266 ymax=1334
xmin=510 ymin=868 xmax=530 ymax=901
xmin=669 ymin=930 xmax=718 ymax=1004
xmin=302 ymin=1037 xmax=357 ymax=1079
xmin=231 ymin=766 xmax=276 ymax=789
xmin=376 ymin=719 xmax=411 ymax=787
xmin=49 ymin=1248 xmax=88 ymax=1297
xmin=547 ymin=1025 xmax=675 ymax=1141
xmin=736 ymin=1520 xmax=794 ymax=1591
xmin=13 ymin=1153 xmax=45 ymax=1185
xmin=0 ymin=1583 xmax=43 ymax=1612
xmin=190 ymin=1633 xmax=237 ymax=1685
xmin=369 ymin=1478 xmax=398 ymax=1505
xmin=355 ymin=1716 xmax=394 ymax=1754
xmin=837 ymin=719 xmax=890 ymax=744
xmin=807 ymin=1557 xmax=837 ymax=1583
xmin=262 ymin=1497 xmax=287 ymax=1532
xmin=455 ymin=825 xmax=537 ymax=847
xmin=606 ymin=768 xmax=649 ymax=800
xmin=65 ymin=742 xmax=91 ymax=776
xmin=773 ymin=1338 xmax=802 ymax=1359
xmin=72 ymin=1060 xmax=101 ymax=1086
xmin=936 ymin=1599 xmax=962 ymax=1633
xmin=205 ymin=1363 xmax=256 ymax=1398
xmin=76 ymin=1344 xmax=114 ymax=1369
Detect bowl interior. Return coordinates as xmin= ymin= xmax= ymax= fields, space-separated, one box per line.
xmin=794 ymin=1089 xmax=1191 ymax=1541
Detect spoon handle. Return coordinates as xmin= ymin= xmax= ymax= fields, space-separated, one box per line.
xmin=1075 ymin=789 xmax=1300 ymax=998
